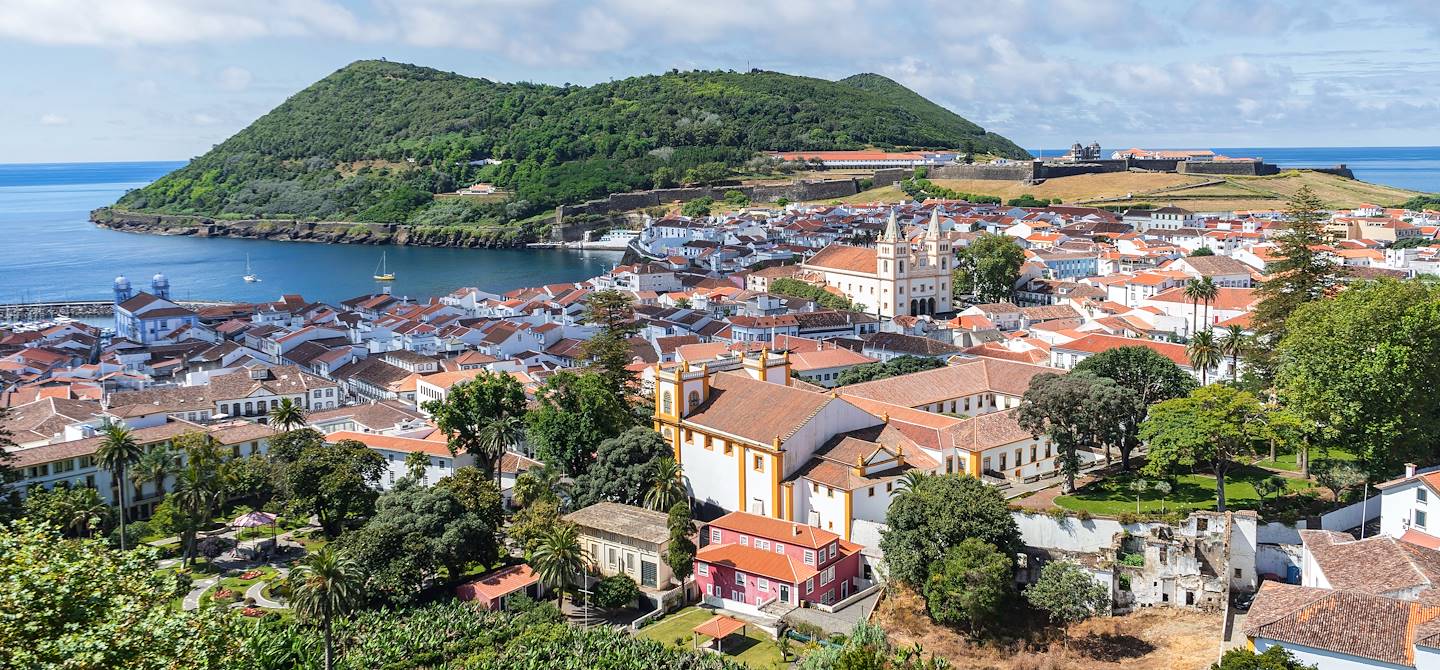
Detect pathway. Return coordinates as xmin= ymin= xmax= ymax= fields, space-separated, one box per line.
xmin=182 ymin=576 xmax=221 ymax=611
xmin=244 ymin=568 xmax=290 ymax=609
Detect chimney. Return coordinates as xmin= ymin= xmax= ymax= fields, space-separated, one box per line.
xmin=792 ymin=524 xmax=801 ymax=537
xmin=1407 ymin=463 xmax=1418 ymax=479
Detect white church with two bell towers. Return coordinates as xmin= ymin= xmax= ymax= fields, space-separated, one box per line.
xmin=800 ymin=208 xmax=952 ymax=318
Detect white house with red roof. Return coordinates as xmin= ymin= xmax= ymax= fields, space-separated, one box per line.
xmin=1377 ymin=464 xmax=1440 ymax=549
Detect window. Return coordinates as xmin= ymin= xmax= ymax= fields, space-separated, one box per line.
xmin=753 ymin=454 xmax=764 ymax=472
xmin=711 ymin=529 xmax=722 ymax=544
xmin=756 ymin=539 xmax=770 ymax=550
xmin=724 ymin=444 xmax=733 ymax=456
xmin=735 ymin=573 xmax=746 ymax=586
xmin=739 ymin=535 xmax=748 ymax=546
xmin=1421 ymin=488 xmax=1430 ymax=503
xmin=776 ymin=543 xmax=785 ymax=554
xmin=1418 ymin=510 xmax=1429 ymax=529
xmin=886 ymin=482 xmax=893 ymax=492
xmin=827 ymin=487 xmax=834 ymax=498
xmin=698 ymin=563 xmax=709 ymax=577
xmin=688 ymin=391 xmax=700 ymax=408
xmin=811 ymin=482 xmax=819 ymax=493
xmin=661 ymin=392 xmax=673 ymax=415
xmin=757 ymin=578 xmax=769 ymax=592
xmin=805 ymin=578 xmax=814 ymax=594
xmin=804 ymin=550 xmax=816 ymax=565
xmin=821 ymin=566 xmax=835 ymax=585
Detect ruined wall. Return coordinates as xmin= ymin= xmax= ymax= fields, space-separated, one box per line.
xmin=929 ymin=162 xmax=1038 ymax=181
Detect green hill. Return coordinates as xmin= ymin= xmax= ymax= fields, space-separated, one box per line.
xmin=112 ymin=60 xmax=1029 ymax=230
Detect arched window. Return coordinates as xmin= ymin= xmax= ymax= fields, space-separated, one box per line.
xmin=909 ymin=299 xmax=918 ymax=315
xmin=662 ymin=391 xmax=673 ymax=415
xmin=927 ymin=297 xmax=936 ymax=314
xmin=688 ymin=391 xmax=700 ymax=409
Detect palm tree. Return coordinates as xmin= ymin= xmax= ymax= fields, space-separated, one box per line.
xmin=477 ymin=414 xmax=524 ymax=488
xmin=131 ymin=444 xmax=178 ymax=503
xmin=1187 ymin=331 xmax=1221 ymax=385
xmin=59 ymin=487 xmax=110 ymax=538
xmin=1217 ymin=325 xmax=1249 ymax=381
xmin=96 ymin=422 xmax=144 ymax=550
xmin=173 ymin=433 xmax=228 ymax=565
xmin=1183 ymin=279 xmax=1203 ymax=337
xmin=530 ymin=524 xmax=586 ymax=609
xmin=895 ymin=470 xmax=931 ymax=494
xmin=404 ymin=450 xmax=430 ymax=484
xmin=269 ymin=397 xmax=307 ymax=432
xmin=1196 ymin=277 xmax=1219 ymax=328
xmin=643 ymin=458 xmax=687 ymax=511
xmin=291 ymin=546 xmax=365 ymax=670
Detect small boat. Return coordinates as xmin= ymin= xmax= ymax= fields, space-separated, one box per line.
xmin=243 ymin=254 xmax=261 ymax=282
xmin=373 ymin=251 xmax=395 ymax=281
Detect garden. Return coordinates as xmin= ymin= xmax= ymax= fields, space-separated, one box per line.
xmin=637 ymin=606 xmax=786 ymax=669
xmin=1053 ymin=465 xmax=1317 ymax=518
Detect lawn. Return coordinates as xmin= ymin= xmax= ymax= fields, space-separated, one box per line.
xmin=1256 ymin=448 xmax=1357 ymax=473
xmin=1055 ymin=466 xmax=1314 ymax=516
xmin=637 ymin=607 xmax=785 ymax=669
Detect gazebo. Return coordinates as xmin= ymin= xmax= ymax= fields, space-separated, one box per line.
xmin=231 ymin=511 xmax=279 ymax=558
xmin=692 ymin=614 xmax=747 ymax=654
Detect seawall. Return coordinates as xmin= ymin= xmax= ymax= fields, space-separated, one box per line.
xmin=90 ymin=208 xmax=545 ymax=248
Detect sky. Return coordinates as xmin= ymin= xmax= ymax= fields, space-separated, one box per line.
xmin=2 ymin=0 xmax=1440 ymax=163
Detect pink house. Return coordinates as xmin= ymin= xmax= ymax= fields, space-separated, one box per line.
xmin=694 ymin=511 xmax=863 ymax=615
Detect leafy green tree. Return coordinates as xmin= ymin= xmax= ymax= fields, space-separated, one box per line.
xmin=1073 ymin=346 xmax=1198 ymax=470
xmin=530 ymin=523 xmax=586 ymax=608
xmin=526 ymin=371 xmax=634 ymax=474
xmin=171 ymin=431 xmax=229 ymax=564
xmin=132 ymin=443 xmax=179 ymax=502
xmin=1276 ymin=278 xmax=1440 ymax=478
xmin=1313 ymin=460 xmax=1366 ymax=502
xmin=425 ymin=371 xmax=528 ymax=481
xmin=291 ymin=546 xmax=366 ymax=670
xmin=953 ymin=233 xmax=1025 ymax=303
xmin=643 ymin=457 xmax=687 ymax=511
xmin=768 ymin=277 xmax=855 ymax=310
xmin=1025 ymin=560 xmax=1110 ymax=641
xmin=1016 ymin=372 xmax=1133 ymax=491
xmin=96 ymin=422 xmax=144 ymax=550
xmin=923 ymin=538 xmax=1011 ymax=634
xmin=1190 ymin=247 xmax=1215 ymax=257
xmin=592 ymin=574 xmax=641 ymax=609
xmin=680 ymin=196 xmax=714 ymax=217
xmin=1184 ymin=278 xmax=1205 ymax=333
xmin=684 ymin=162 xmax=730 ymax=185
xmin=880 ymin=473 xmax=1020 ymax=587
xmin=508 ymin=499 xmax=566 ymax=554
xmin=271 ymin=429 xmax=385 ymax=537
xmin=22 ymin=485 xmax=112 ymax=538
xmin=573 ymin=427 xmax=672 ymax=508
xmin=1140 ymin=385 xmax=1268 ymax=511
xmin=510 ymin=463 xmax=572 ymax=510
xmin=651 ymin=166 xmax=677 ymax=188
xmin=341 ymin=482 xmax=500 ymax=604
xmin=435 ymin=466 xmax=505 ymax=532
xmin=665 ymin=501 xmax=696 ymax=583
xmin=269 ymin=397 xmax=308 ymax=432
xmin=1212 ymin=646 xmax=1318 ymax=670
xmin=581 ymin=290 xmax=643 ymax=394
xmin=1188 ymin=330 xmax=1221 ymax=385
xmin=834 ymin=355 xmax=945 ymax=387
xmin=1252 ymin=186 xmax=1342 ymax=343
xmin=404 ymin=450 xmax=430 ymax=484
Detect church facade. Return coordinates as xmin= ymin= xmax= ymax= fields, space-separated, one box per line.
xmin=800 ymin=209 xmax=952 ymax=318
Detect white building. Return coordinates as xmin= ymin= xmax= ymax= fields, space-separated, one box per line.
xmin=800 ymin=209 xmax=952 ymax=318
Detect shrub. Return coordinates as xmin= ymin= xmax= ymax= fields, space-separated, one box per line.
xmin=1118 ymin=512 xmax=1140 ymax=525
xmin=1119 ymin=553 xmax=1145 ymax=567
xmin=1076 ymin=510 xmax=1093 ymax=522
xmin=592 ymin=574 xmax=641 ymax=609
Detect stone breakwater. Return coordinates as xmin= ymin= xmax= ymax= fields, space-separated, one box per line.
xmin=90 ymin=208 xmax=542 ymax=248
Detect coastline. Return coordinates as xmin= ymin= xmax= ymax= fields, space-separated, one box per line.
xmin=89 ymin=207 xmax=545 ymax=249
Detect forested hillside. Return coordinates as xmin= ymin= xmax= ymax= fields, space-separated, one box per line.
xmin=113 ymin=60 xmax=1028 ymax=229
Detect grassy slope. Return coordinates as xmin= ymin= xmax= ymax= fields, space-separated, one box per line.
xmin=819 ymin=170 xmax=1422 ymax=210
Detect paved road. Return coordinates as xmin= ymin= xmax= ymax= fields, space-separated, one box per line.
xmin=182 ymin=576 xmax=220 ymax=611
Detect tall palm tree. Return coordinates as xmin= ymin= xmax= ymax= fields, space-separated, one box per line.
xmin=404 ymin=450 xmax=430 ymax=484
xmin=477 ymin=414 xmax=524 ymax=488
xmin=131 ymin=443 xmax=178 ymax=503
xmin=1196 ymin=277 xmax=1219 ymax=328
xmin=530 ymin=524 xmax=586 ymax=609
xmin=96 ymin=423 xmax=144 ymax=550
xmin=643 ymin=458 xmax=687 ymax=511
xmin=59 ymin=487 xmax=110 ymax=538
xmin=173 ymin=433 xmax=228 ymax=565
xmin=269 ymin=397 xmax=307 ymax=432
xmin=1217 ymin=325 xmax=1249 ymax=381
xmin=291 ymin=546 xmax=365 ymax=670
xmin=1183 ymin=279 xmax=1203 ymax=337
xmin=1187 ymin=330 xmax=1221 ymax=385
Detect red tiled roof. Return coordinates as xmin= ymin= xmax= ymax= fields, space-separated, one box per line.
xmin=455 ymin=564 xmax=538 ymax=603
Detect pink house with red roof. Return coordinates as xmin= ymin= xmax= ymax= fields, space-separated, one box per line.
xmin=694 ymin=511 xmax=863 ymax=615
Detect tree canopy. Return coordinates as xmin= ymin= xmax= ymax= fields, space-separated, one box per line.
xmin=572 ymin=428 xmax=673 ymax=508
xmin=834 ymin=355 xmax=945 ymax=387
xmin=1016 ymin=372 xmax=1133 ymax=492
xmin=1275 ymin=278 xmax=1440 ymax=478
xmin=952 ymin=233 xmax=1025 ymax=303
xmin=526 ymin=371 xmax=634 ymax=474
xmin=1251 ymin=185 xmax=1343 ymax=344
xmin=424 ymin=372 xmax=528 ymax=480
xmin=1072 ymin=346 xmax=1198 ymax=470
xmin=923 ymin=538 xmax=1011 ymax=634
xmin=271 ymin=429 xmax=385 ymax=536
xmin=1025 ymin=560 xmax=1110 ymax=632
xmin=880 ymin=473 xmax=1020 ymax=586
xmin=1140 ymin=385 xmax=1271 ymax=512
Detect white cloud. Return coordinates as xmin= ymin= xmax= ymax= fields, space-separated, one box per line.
xmin=218 ymin=66 xmax=253 ymax=91
xmin=39 ymin=113 xmax=68 ymax=126
xmin=191 ymin=112 xmax=220 ymax=125
xmin=0 ymin=0 xmax=373 ymax=46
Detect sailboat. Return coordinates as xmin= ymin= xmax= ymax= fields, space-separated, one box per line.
xmin=243 ymin=254 xmax=261 ymax=282
xmin=373 ymin=251 xmax=395 ymax=281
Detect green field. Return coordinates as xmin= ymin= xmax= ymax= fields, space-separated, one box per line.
xmin=637 ymin=607 xmax=784 ymax=669
xmin=1055 ymin=467 xmax=1314 ymax=516
xmin=1256 ymin=448 xmax=1357 ymax=473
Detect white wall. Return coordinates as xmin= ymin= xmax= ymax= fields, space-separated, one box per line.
xmin=1254 ymin=639 xmax=1412 ymax=670
xmin=1321 ymin=492 xmax=1382 ymax=531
